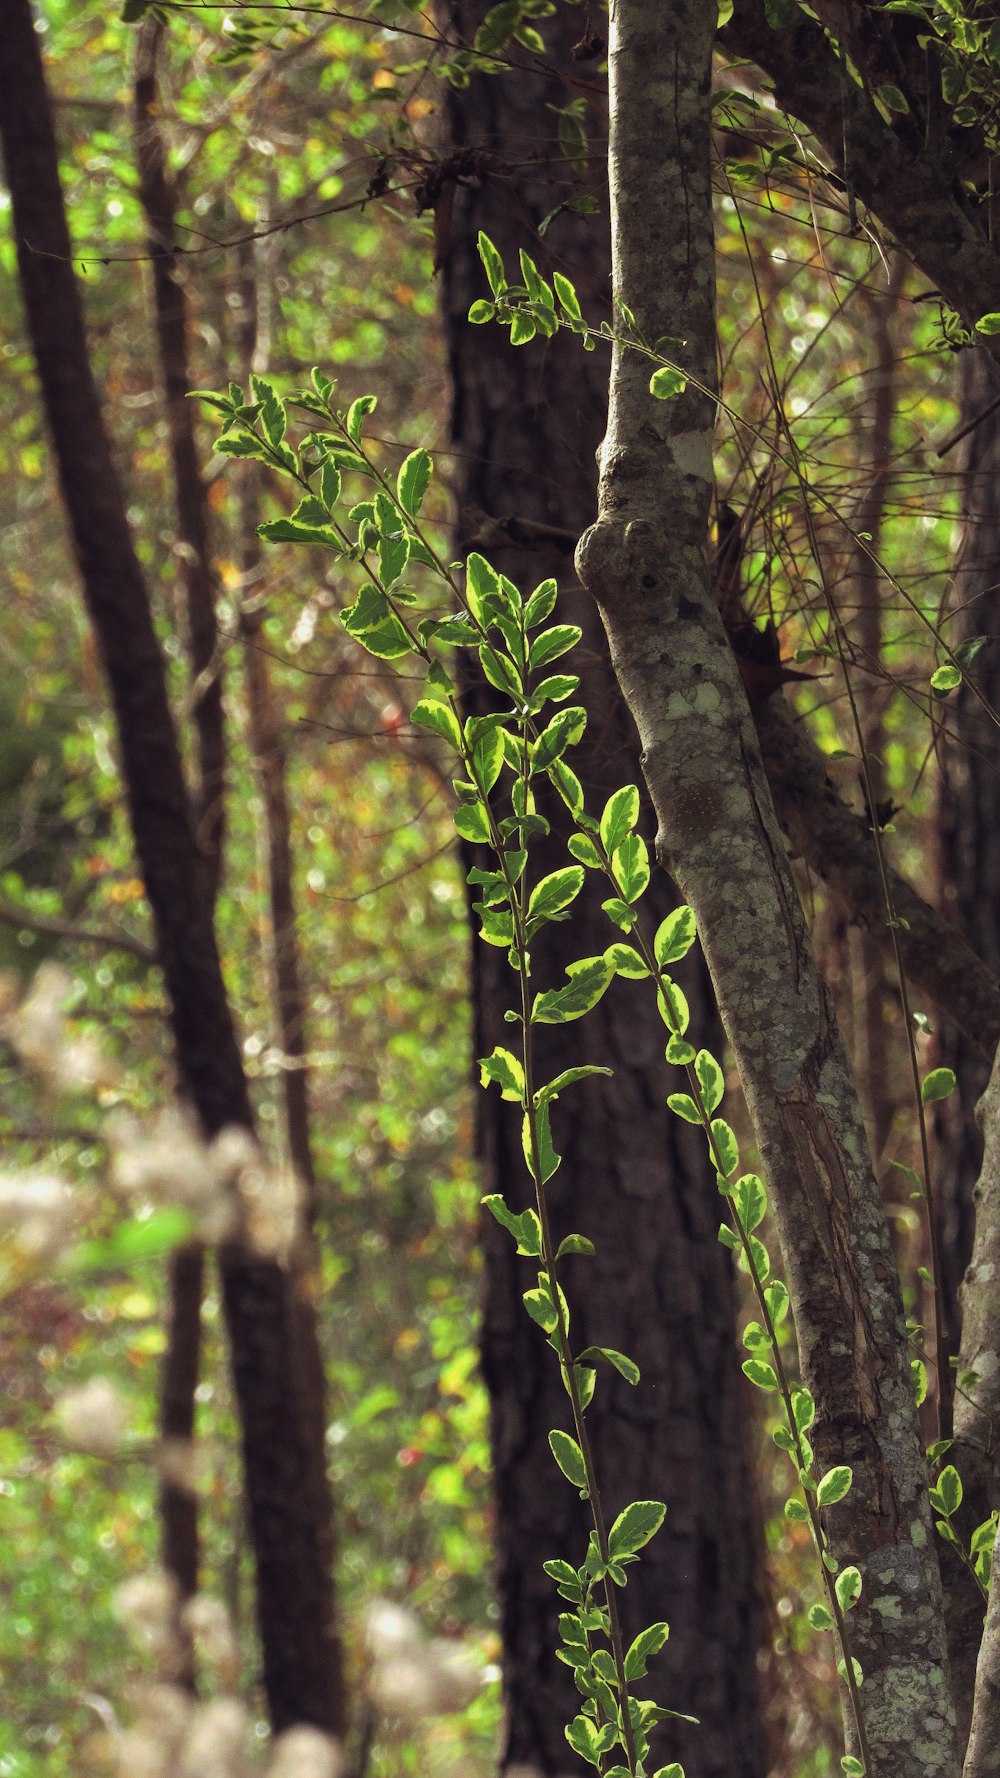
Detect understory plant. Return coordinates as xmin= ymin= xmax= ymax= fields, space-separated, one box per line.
xmin=195 ymin=355 xmax=881 ymax=1776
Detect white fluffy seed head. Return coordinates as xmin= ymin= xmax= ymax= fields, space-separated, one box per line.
xmin=266 ymin=1726 xmax=344 ymax=1778
xmin=113 ymin=1571 xmax=183 ymax=1676
xmin=0 ymin=1171 xmax=73 ymax=1267
xmin=179 ymin=1697 xmax=251 ymax=1778
xmin=53 ymin=1376 xmax=132 ymax=1457
xmin=363 ymin=1599 xmax=423 ymax=1660
xmin=424 ymin=1638 xmax=483 ymax=1713
xmin=181 ymin=1595 xmax=241 ymax=1690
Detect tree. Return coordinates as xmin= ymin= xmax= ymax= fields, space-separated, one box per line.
xmin=0 ymin=0 xmax=344 ymax=1734
xmin=437 ymin=7 xmax=764 ymax=1773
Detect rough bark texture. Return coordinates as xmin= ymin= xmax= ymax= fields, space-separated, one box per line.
xmin=954 ymin=1049 xmax=1000 ymax=1762
xmin=575 ymin=6 xmax=956 ymax=1771
xmin=940 ymin=349 xmax=1000 ymax=1742
xmin=439 ymin=8 xmax=765 ymax=1775
xmin=0 ymin=2 xmax=341 ymax=1733
xmin=755 ymin=696 xmax=1000 ymax=1062
xmin=964 ymin=1507 xmax=1000 ymax=1778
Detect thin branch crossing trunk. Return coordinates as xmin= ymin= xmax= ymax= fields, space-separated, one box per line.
xmin=575 ymin=6 xmax=956 ymax=1771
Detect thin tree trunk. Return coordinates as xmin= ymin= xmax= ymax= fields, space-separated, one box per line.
xmin=231 ymin=236 xmax=346 ymax=1730
xmin=132 ymin=16 xmax=223 ymax=1634
xmin=0 ymin=3 xmax=340 ymax=1732
xmin=843 ymin=261 xmax=905 ymax=1164
xmin=576 ymin=6 xmax=956 ymax=1772
xmin=439 ymin=11 xmax=765 ymax=1775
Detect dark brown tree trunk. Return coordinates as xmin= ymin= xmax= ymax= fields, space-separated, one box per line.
xmin=133 ymin=16 xmax=223 ymax=1637
xmin=438 ymin=12 xmax=765 ymax=1776
xmin=0 ymin=2 xmax=342 ymax=1734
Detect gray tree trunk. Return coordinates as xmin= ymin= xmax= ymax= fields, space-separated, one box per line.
xmin=576 ymin=5 xmax=956 ymax=1772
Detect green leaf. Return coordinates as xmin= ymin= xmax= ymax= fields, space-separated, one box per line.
xmin=817 ymin=1466 xmax=853 ymax=1508
xmin=600 ymin=785 xmax=640 ymax=856
xmin=976 ymin=312 xmax=1000 ymax=335
xmin=835 ymin=1566 xmax=862 ymax=1611
xmin=519 ymin=1097 xmax=559 ymax=1184
xmin=215 ymin=431 xmax=270 ymax=461
xmin=475 ymin=1 xmax=521 ymax=54
xmin=536 ymin=1066 xmax=613 ymax=1105
xmin=530 ymin=673 xmax=580 ymax=709
xmin=695 ymin=1050 xmax=724 ymax=1115
xmin=565 ymin=1715 xmax=602 ymax=1768
xmin=764 ymin=1280 xmax=789 ymax=1325
xmin=742 ymin=1358 xmax=778 ymax=1392
xmin=528 ymin=867 xmax=585 ymax=924
xmin=483 ymin=1195 xmax=542 ymax=1256
xmin=523 ymin=1287 xmax=558 ymax=1332
xmin=524 ymin=579 xmax=558 ymax=629
xmin=792 ymin=1387 xmax=815 ymax=1431
xmin=612 ymin=833 xmax=649 ymax=903
xmin=608 ymin=1500 xmax=666 ymax=1561
xmin=556 ymin=1234 xmax=596 ymax=1259
xmin=666 ymin=1035 xmax=696 ymax=1065
xmin=711 ymin=1119 xmax=739 ymax=1178
xmin=784 ymin=1497 xmax=808 ymax=1522
xmin=624 ymin=1621 xmax=670 ymax=1680
xmin=554 ymin=271 xmax=583 ymax=320
xmin=932 ymin=1465 xmax=963 ymax=1516
xmin=453 ymin=801 xmax=491 ymax=844
xmin=533 ymin=706 xmax=587 ymax=772
xmin=250 ymin=374 xmax=286 ymax=447
xmin=533 ymin=955 xmax=616 ymax=1024
xmin=921 ymin=1066 xmax=957 ymax=1104
xmin=346 ymin=393 xmax=377 ymax=443
xmin=479 ymin=1047 xmax=525 ymax=1101
xmin=841 ymin=1760 xmax=865 ymax=1777
xmin=649 ymin=366 xmax=687 ymax=400
xmin=733 ymin=1173 xmax=766 ymax=1233
xmin=341 ymin=583 xmax=411 ymax=659
xmin=654 ymin=981 xmax=683 ymax=1038
xmin=397 ymin=448 xmax=432 ymax=516
xmin=577 ymin=1346 xmax=640 ymax=1386
xmin=568 ymin=833 xmax=603 ymax=869
xmin=469 ymin=299 xmax=495 ymax=325
xmin=605 ymin=943 xmax=649 ymax=979
xmin=930 ymin=664 xmax=961 ymax=697
xmin=667 ymin=1092 xmax=702 ymax=1125
xmin=765 ymin=0 xmax=796 ymax=22
xmin=530 ymin=624 xmax=582 ymax=670
xmin=654 ymin=905 xmax=697 ymax=965
xmin=808 ymin=1603 xmax=834 ymax=1632
xmin=549 ymin=1430 xmax=588 ymax=1491
xmin=411 ymin=697 xmax=461 ymax=750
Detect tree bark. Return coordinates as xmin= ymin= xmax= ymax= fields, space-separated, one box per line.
xmin=0 ymin=1 xmax=341 ymax=1733
xmin=576 ymin=5 xmax=956 ymax=1772
xmin=133 ymin=16 xmax=223 ymax=1634
xmin=938 ymin=347 xmax=1000 ymax=1741
xmin=439 ymin=10 xmax=765 ymax=1776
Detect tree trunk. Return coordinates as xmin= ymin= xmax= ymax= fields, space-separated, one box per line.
xmin=0 ymin=2 xmax=341 ymax=1733
xmin=133 ymin=16 xmax=224 ymax=1636
xmin=576 ymin=5 xmax=956 ymax=1772
xmin=439 ymin=11 xmax=765 ymax=1776
xmin=938 ymin=347 xmax=1000 ymax=1741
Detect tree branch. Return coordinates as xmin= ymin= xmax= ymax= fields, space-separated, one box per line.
xmin=755 ymin=696 xmax=1000 ymax=1061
